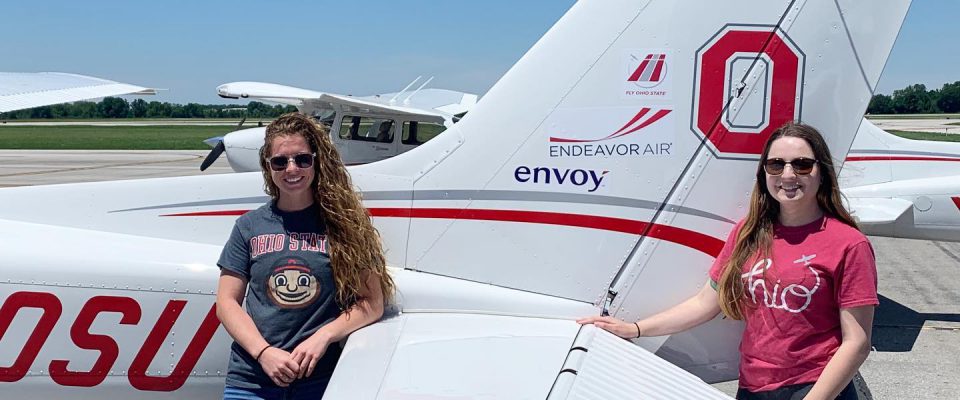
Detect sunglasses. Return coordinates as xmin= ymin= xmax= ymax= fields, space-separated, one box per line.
xmin=763 ymin=157 xmax=817 ymax=175
xmin=267 ymin=153 xmax=315 ymax=171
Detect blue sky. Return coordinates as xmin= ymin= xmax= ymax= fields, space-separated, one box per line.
xmin=2 ymin=1 xmax=955 ymax=104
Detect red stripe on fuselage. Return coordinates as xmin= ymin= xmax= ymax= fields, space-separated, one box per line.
xmin=367 ymin=207 xmax=723 ymax=257
xmin=164 ymin=207 xmax=724 ymax=257
xmin=161 ymin=210 xmax=248 ymax=217
xmin=952 ymin=197 xmax=960 ymax=211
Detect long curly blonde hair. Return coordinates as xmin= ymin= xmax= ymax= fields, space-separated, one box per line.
xmin=259 ymin=112 xmax=394 ymax=307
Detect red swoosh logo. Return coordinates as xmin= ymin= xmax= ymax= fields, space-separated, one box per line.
xmin=549 ymin=108 xmax=672 ymax=143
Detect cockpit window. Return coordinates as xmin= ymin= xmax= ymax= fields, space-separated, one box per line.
xmin=339 ymin=115 xmax=395 ymax=143
xmin=402 ymin=121 xmax=446 ymax=145
xmin=312 ymin=109 xmax=336 ymax=128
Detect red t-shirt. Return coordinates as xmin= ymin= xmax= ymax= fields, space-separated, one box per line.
xmin=708 ymin=216 xmax=878 ymax=392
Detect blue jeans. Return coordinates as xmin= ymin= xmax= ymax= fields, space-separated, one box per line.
xmin=736 ymin=380 xmax=857 ymax=400
xmin=223 ymin=379 xmax=330 ymax=400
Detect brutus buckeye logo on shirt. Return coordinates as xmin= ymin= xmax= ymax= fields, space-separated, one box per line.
xmin=267 ymin=257 xmax=321 ymax=309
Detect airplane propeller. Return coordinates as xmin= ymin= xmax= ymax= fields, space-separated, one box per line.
xmin=200 ymin=117 xmax=245 ymax=171
xmin=200 ymin=140 xmax=226 ymax=171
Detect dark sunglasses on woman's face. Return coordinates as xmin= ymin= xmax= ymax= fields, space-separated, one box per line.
xmin=267 ymin=153 xmax=315 ymax=171
xmin=763 ymin=157 xmax=817 ymax=175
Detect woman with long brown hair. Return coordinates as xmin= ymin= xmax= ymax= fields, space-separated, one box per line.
xmin=579 ymin=123 xmax=877 ymax=400
xmin=215 ymin=113 xmax=394 ymax=399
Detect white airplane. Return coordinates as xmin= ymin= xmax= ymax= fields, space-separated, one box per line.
xmin=0 ymin=1 xmax=915 ymax=399
xmin=842 ymin=119 xmax=960 ymax=241
xmin=0 ymin=72 xmax=156 ymax=113
xmin=203 ymin=79 xmax=478 ymax=172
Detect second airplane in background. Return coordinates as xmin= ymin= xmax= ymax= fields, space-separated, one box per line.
xmin=202 ymin=78 xmax=477 ymax=172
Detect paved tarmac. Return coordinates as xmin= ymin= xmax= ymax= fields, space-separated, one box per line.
xmin=0 ymin=150 xmax=956 ymax=398
xmin=0 ymin=150 xmax=232 ymax=187
xmin=869 ymin=118 xmax=960 ymax=134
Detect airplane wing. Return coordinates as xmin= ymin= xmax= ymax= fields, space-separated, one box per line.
xmin=0 ymin=72 xmax=157 ymax=113
xmin=309 ymin=93 xmax=447 ymax=118
xmin=216 ymin=81 xmax=323 ymax=106
xmin=217 ymin=81 xmax=475 ymax=119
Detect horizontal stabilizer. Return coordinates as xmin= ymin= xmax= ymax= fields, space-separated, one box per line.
xmin=548 ymin=325 xmax=731 ymax=399
xmin=846 ymin=197 xmax=913 ymax=225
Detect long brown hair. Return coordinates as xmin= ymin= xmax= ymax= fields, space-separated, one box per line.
xmin=259 ymin=113 xmax=395 ymax=307
xmin=716 ymin=122 xmax=858 ymax=320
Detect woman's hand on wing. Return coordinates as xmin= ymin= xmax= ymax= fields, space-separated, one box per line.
xmin=291 ymin=330 xmax=333 ymax=379
xmin=577 ymin=315 xmax=641 ymax=339
xmin=258 ymin=347 xmax=300 ymax=387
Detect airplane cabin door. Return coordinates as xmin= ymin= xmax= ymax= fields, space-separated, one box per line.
xmin=337 ymin=115 xmax=399 ymax=164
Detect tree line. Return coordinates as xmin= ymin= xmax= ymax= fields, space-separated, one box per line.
xmin=867 ymin=81 xmax=960 ymax=114
xmin=0 ymin=98 xmax=298 ymax=120
xmin=4 ymin=81 xmax=959 ymax=118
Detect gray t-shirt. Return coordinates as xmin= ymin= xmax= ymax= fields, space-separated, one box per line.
xmin=218 ymin=201 xmax=342 ymax=388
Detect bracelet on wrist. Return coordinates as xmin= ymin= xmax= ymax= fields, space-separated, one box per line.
xmin=255 ymin=344 xmax=271 ymax=362
xmin=634 ymin=322 xmax=642 ymax=338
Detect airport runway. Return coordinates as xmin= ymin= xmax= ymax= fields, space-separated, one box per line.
xmin=0 ymin=149 xmax=232 ymax=187
xmin=869 ymin=118 xmax=960 ymax=134
xmin=0 ymin=150 xmax=956 ymax=398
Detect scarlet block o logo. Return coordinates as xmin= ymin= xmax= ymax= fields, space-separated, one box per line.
xmin=691 ymin=24 xmax=805 ymax=158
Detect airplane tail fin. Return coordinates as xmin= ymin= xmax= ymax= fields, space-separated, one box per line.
xmin=842 ymin=118 xmax=960 ymax=241
xmin=357 ymin=0 xmax=911 ymax=311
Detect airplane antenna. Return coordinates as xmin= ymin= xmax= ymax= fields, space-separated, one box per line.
xmin=389 ymin=76 xmax=422 ymax=105
xmin=403 ymin=76 xmax=433 ymax=106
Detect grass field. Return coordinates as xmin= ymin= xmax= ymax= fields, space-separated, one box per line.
xmin=888 ymin=130 xmax=960 ymax=142
xmin=0 ymin=125 xmax=225 ymax=149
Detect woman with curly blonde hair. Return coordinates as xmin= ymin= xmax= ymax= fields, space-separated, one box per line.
xmin=216 ymin=112 xmax=394 ymax=399
xmin=580 ymin=123 xmax=877 ymax=400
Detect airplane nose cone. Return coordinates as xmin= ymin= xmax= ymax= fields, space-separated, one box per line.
xmin=203 ymin=136 xmax=224 ymax=148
